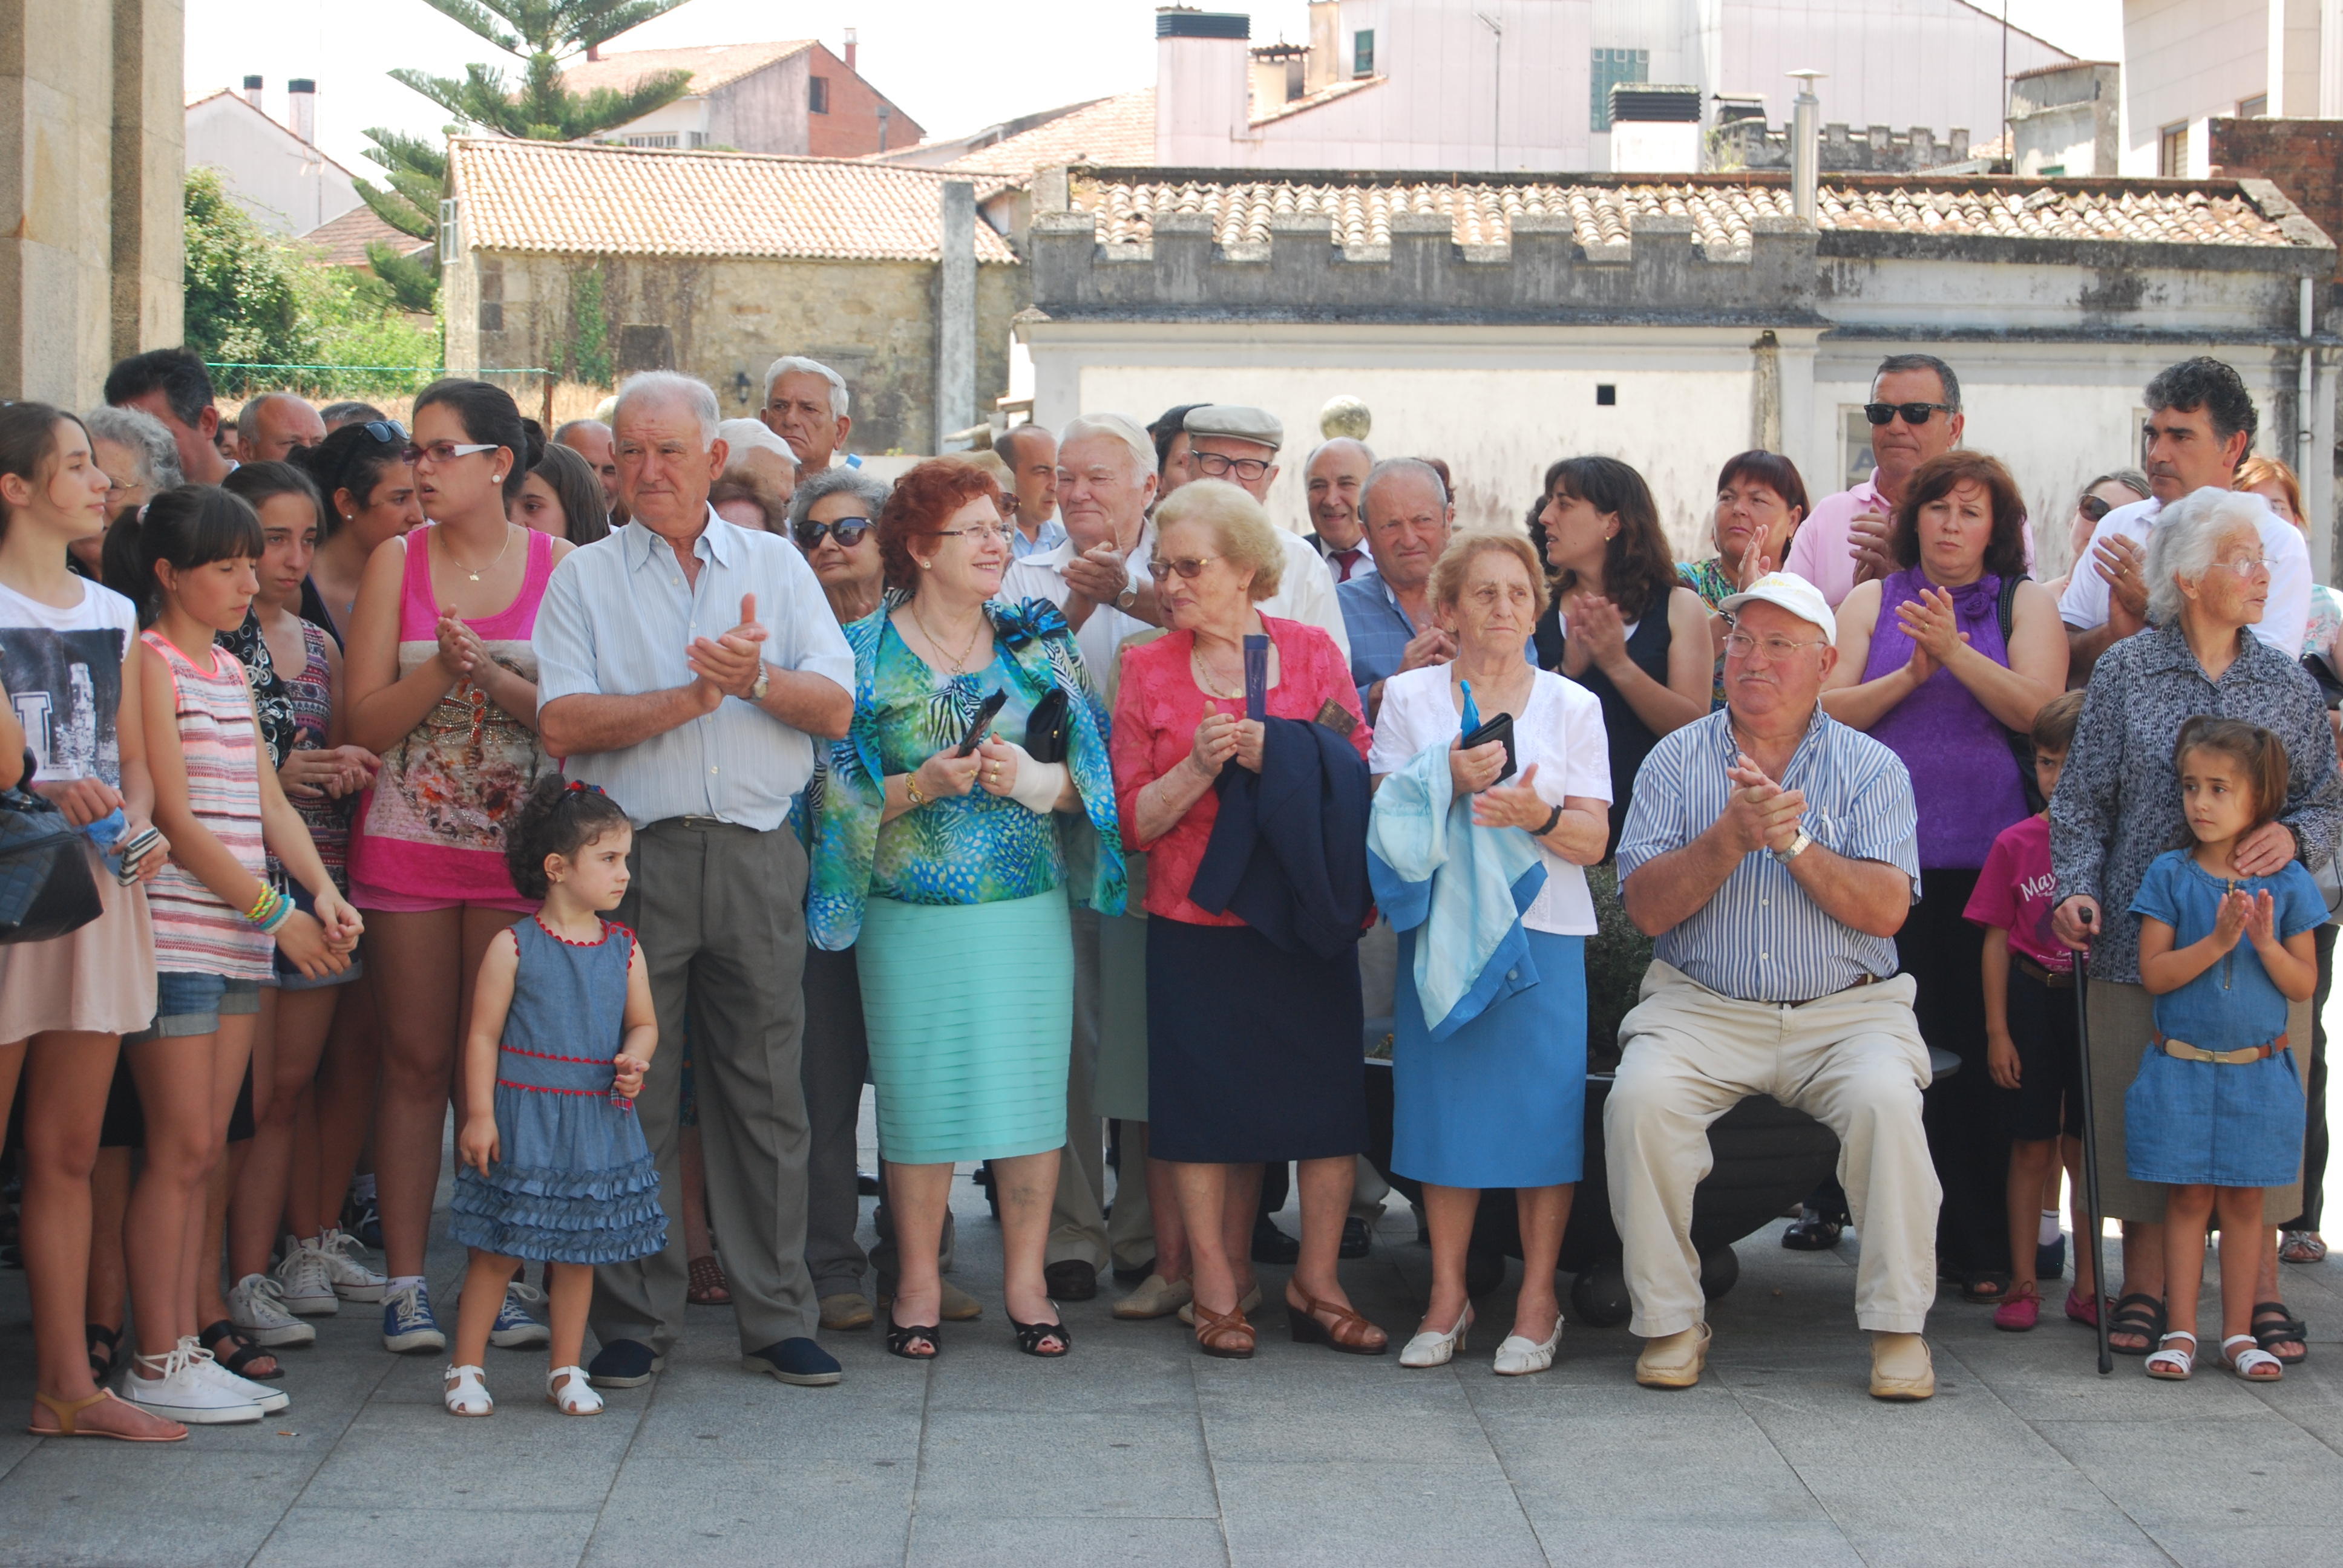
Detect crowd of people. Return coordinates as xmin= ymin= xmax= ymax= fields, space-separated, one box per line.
xmin=0 ymin=341 xmax=2333 ymax=1442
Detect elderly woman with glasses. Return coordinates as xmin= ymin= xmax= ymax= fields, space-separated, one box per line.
xmin=808 ymin=459 xmax=1124 ymax=1362
xmin=1110 ymin=479 xmax=1383 ymax=1361
xmin=2051 ymin=485 xmax=2342 ymax=1362
xmin=1821 ymin=450 xmax=2066 ymax=1307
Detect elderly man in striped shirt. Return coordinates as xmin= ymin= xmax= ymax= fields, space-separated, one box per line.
xmin=1607 ymin=572 xmax=1941 ymax=1402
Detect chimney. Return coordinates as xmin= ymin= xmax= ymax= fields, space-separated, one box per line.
xmin=877 ymin=102 xmax=891 ymax=152
xmin=1155 ymin=9 xmax=1251 ymax=164
xmin=1789 ymin=70 xmax=1825 ymax=224
xmin=242 ymin=74 xmax=263 ymax=110
xmin=287 ymin=78 xmax=316 ymax=144
xmin=844 ymin=27 xmax=858 ymax=74
xmin=586 ymin=43 xmax=600 ymax=61
xmin=1607 ymin=84 xmax=1702 ymax=173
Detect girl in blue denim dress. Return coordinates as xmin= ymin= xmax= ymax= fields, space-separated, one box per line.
xmin=2126 ymin=718 xmax=2321 ymax=1385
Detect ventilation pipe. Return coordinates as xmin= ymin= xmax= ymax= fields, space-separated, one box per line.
xmin=287 ymin=79 xmax=316 ymax=144
xmin=242 ymin=74 xmax=263 ymax=110
xmin=845 ymin=27 xmax=859 ymax=73
xmin=1789 ymin=69 xmax=1824 ymax=224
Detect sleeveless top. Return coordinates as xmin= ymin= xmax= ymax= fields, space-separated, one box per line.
xmin=219 ymin=613 xmax=349 ymax=890
xmin=498 ymin=916 xmax=634 ymax=1101
xmin=142 ymin=632 xmax=275 ymax=979
xmin=350 ymin=526 xmax=554 ymax=904
xmin=1859 ymin=567 xmax=2028 ymax=869
xmin=1537 ymin=596 xmax=1674 ymax=857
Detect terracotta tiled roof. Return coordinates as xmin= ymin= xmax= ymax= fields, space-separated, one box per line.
xmin=943 ymin=90 xmax=1156 ymax=176
xmin=450 ymin=139 xmax=1017 ymax=263
xmin=300 ymin=204 xmax=431 ymax=268
xmin=1070 ymin=174 xmax=2305 ymax=255
xmin=560 ymin=41 xmax=813 ymax=98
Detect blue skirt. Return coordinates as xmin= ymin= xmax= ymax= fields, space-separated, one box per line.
xmin=2123 ymin=1043 xmax=2305 ymax=1189
xmin=447 ymin=1081 xmax=667 ymax=1264
xmin=1392 ymin=928 xmax=1586 ymax=1189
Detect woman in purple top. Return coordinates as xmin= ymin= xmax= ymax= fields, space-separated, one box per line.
xmin=1822 ymin=450 xmax=2068 ymax=1302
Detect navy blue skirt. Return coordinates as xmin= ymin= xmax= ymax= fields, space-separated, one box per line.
xmin=1145 ymin=916 xmax=1366 ymax=1164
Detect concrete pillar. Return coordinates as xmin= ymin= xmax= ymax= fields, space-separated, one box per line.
xmin=111 ymin=0 xmax=186 ymax=365
xmin=935 ymin=179 xmax=976 ymax=452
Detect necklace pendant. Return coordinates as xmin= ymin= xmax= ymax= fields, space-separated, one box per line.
xmin=467 ymin=570 xmax=481 ymax=582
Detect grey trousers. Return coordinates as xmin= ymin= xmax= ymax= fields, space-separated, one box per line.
xmin=591 ymin=819 xmax=817 ymax=1356
xmin=800 ymin=943 xmax=870 ymax=1297
xmin=1049 ymin=906 xmax=1112 ymax=1270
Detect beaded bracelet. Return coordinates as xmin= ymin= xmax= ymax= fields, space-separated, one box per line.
xmin=246 ymin=884 xmax=288 ymax=931
xmin=258 ymin=895 xmax=295 ymax=936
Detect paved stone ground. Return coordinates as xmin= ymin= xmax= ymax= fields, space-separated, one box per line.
xmin=0 ymin=1109 xmax=2339 ymax=1564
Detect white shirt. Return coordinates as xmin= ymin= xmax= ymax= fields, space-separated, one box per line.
xmin=1366 ymin=665 xmax=1612 ymax=935
xmin=2056 ymin=492 xmax=2312 ymax=658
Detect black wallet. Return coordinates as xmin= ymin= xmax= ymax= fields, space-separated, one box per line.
xmin=1459 ymin=711 xmax=1517 ymax=783
xmin=1024 ymin=687 xmax=1072 ymax=765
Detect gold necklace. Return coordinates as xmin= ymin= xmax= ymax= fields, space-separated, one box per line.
xmin=913 ymin=601 xmax=985 ymax=674
xmin=1191 ymin=645 xmax=1245 ymax=700
xmin=445 ymin=524 xmax=514 ymax=583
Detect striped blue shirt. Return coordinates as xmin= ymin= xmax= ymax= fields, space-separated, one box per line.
xmin=533 ymin=509 xmax=855 ymax=832
xmin=1616 ymin=706 xmax=1920 ymax=1002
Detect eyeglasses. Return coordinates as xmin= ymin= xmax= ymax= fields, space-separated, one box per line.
xmin=935 ymin=524 xmax=1015 ymax=546
xmin=1863 ymin=402 xmax=1957 ymax=427
xmin=401 ymin=440 xmax=498 ymax=466
xmin=2079 ymin=494 xmax=2115 ymax=523
xmin=1147 ymin=554 xmax=1221 ymax=580
xmin=2206 ymin=555 xmax=2270 ymax=577
xmin=1191 ymin=452 xmax=1273 ymax=482
xmin=1723 ymin=630 xmax=1827 ymax=661
xmin=793 ymin=517 xmax=872 ymax=549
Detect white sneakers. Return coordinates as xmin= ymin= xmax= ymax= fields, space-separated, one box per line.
xmin=123 ymin=1339 xmax=287 ymax=1424
xmin=272 ymin=1238 xmax=338 ymax=1316
xmin=312 ymin=1228 xmax=389 ymax=1302
xmin=229 ymin=1273 xmax=316 ymax=1348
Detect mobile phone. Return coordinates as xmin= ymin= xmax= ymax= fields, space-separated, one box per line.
xmin=1459 ymin=711 xmax=1517 ymax=783
xmin=954 ymin=689 xmax=1009 ymax=757
xmin=111 ymin=826 xmax=162 ymax=885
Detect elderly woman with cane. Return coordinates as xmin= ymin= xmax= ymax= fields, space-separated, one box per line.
xmin=2051 ymin=485 xmax=2342 ymax=1363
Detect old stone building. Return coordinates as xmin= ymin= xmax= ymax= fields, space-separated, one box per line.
xmin=441 ymin=139 xmax=1020 ymax=456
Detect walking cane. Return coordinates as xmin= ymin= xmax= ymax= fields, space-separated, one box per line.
xmin=2071 ymin=908 xmax=2113 ymax=1375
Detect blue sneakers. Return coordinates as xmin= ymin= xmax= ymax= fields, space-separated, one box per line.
xmin=488 ymin=1282 xmax=551 ymax=1349
xmin=586 ymin=1338 xmax=663 ymax=1389
xmin=742 ymin=1337 xmax=842 ymax=1387
xmin=381 ymin=1281 xmax=447 ymax=1354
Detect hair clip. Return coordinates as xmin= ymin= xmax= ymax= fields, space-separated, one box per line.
xmin=565 ymin=780 xmax=605 ymax=796
xmin=135 ymin=501 xmax=149 ymax=523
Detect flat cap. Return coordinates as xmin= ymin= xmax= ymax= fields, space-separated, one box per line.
xmin=1183 ymin=403 xmax=1283 ymax=451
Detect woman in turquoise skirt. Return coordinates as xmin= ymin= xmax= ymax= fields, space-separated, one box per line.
xmin=808 ymin=459 xmax=1123 ymax=1362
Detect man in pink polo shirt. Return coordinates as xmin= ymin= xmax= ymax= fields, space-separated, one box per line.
xmin=1787 ymin=353 xmax=2033 ymax=608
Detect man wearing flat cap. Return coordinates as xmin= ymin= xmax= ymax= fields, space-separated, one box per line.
xmin=1605 ymin=572 xmax=1941 ymax=1402
xmin=1175 ymin=404 xmax=1350 ymax=658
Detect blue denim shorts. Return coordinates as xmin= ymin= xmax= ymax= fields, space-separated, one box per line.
xmin=261 ymin=882 xmax=365 ymax=990
xmin=131 ymin=972 xmax=263 ymax=1042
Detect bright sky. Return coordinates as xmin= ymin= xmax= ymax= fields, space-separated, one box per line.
xmin=186 ymin=0 xmax=2120 ymax=181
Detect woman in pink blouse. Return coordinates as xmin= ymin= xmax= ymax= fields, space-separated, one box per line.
xmin=1110 ymin=480 xmax=1384 ymax=1361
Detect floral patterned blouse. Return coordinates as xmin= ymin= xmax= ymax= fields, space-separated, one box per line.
xmin=1677 ymin=557 xmax=1735 ymax=711
xmin=2049 ymin=620 xmax=2342 ymax=984
xmin=808 ymin=595 xmax=1125 ymax=950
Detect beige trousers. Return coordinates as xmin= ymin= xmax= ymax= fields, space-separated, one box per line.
xmin=1605 ymin=962 xmax=1940 ymax=1338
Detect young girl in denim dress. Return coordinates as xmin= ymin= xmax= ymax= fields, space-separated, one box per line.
xmin=2127 ymin=717 xmax=2321 ymax=1384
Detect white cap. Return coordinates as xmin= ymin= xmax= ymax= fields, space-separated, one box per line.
xmin=1717 ymin=571 xmax=1835 ymax=645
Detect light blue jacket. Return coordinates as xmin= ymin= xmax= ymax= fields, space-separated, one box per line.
xmin=1366 ymin=741 xmax=1547 ymax=1040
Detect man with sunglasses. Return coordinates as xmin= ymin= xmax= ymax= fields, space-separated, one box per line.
xmin=2059 ymin=356 xmax=2310 ymax=681
xmin=1786 ymin=353 xmax=2033 ymax=608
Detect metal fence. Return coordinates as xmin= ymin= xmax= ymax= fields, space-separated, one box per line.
xmin=205 ymin=364 xmax=559 ymax=426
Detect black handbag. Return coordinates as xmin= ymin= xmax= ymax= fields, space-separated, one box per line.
xmin=1024 ymin=687 xmax=1072 ymax=765
xmin=0 ymin=767 xmax=104 ymax=944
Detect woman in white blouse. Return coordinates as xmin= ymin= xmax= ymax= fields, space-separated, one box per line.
xmin=1369 ymin=532 xmax=1611 ymax=1376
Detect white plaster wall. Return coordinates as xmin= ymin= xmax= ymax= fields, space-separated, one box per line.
xmin=603 ymin=96 xmax=712 ymax=143
xmin=1714 ymin=0 xmax=2070 ymax=140
xmin=2122 ymin=0 xmax=2270 ymax=174
xmin=186 ymin=96 xmax=359 ymax=235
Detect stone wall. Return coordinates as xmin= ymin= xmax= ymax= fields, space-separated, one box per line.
xmin=460 ymin=251 xmax=1020 ymax=455
xmin=1710 ymin=119 xmax=1971 ymax=174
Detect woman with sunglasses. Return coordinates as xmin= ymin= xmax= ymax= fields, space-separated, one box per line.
xmin=788 ymin=468 xmax=889 ymax=625
xmin=808 ymin=459 xmax=1123 ymax=1361
xmin=343 ymin=379 xmax=574 ymax=1357
xmin=2042 ymin=471 xmax=2150 ymax=601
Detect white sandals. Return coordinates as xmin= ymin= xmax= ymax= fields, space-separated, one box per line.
xmin=444 ymin=1364 xmax=493 ymax=1416
xmin=2146 ymin=1330 xmax=2195 ymax=1379
xmin=1493 ymin=1316 xmax=1563 ymax=1377
xmin=2221 ymin=1334 xmax=2284 ymax=1382
xmin=547 ymin=1365 xmax=605 ymax=1416
xmin=1398 ymin=1305 xmax=1472 ymax=1369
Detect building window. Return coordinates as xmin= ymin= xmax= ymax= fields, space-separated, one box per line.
xmin=686 ymin=131 xmax=706 ymax=149
xmin=810 ymin=76 xmax=829 ymax=114
xmin=624 ymin=132 xmax=678 ymax=148
xmin=1591 ymin=48 xmax=1650 ymax=132
xmin=2238 ymin=93 xmax=2268 ymax=119
xmin=2158 ymin=121 xmax=2187 ymax=176
xmin=1353 ymin=30 xmax=1373 ymax=77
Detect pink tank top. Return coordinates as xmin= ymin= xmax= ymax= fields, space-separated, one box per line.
xmin=143 ymin=633 xmax=275 ymax=979
xmin=350 ymin=525 xmax=554 ymax=905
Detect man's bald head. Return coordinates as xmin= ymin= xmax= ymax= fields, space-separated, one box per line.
xmin=237 ymin=393 xmax=326 ymax=463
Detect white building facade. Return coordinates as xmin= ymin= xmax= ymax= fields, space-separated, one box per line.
xmin=185 ymin=79 xmax=361 ymax=236
xmin=2120 ymin=0 xmax=2343 ymax=175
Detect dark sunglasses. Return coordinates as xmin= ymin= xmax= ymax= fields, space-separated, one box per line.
xmin=358 ymin=419 xmax=406 ymax=446
xmin=1863 ymin=402 xmax=1956 ymax=427
xmin=793 ymin=517 xmax=872 ymax=549
xmin=2079 ymin=494 xmax=2115 ymax=523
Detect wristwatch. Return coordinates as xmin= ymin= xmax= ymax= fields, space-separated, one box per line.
xmin=1772 ymin=828 xmax=1812 ymax=864
xmin=749 ymin=662 xmax=770 ymax=703
xmin=1115 ymin=583 xmax=1139 ymax=611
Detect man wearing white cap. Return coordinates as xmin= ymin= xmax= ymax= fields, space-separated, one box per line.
xmin=716 ymin=418 xmax=800 ymax=508
xmin=1178 ymin=405 xmax=1348 ymax=658
xmin=1607 ymin=572 xmax=1941 ymax=1401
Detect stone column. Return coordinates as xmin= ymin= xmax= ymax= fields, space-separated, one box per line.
xmin=935 ymin=180 xmax=975 ymax=452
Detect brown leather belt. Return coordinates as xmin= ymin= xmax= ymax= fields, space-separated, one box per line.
xmin=1784 ymin=972 xmax=1879 ymax=1008
xmin=2157 ymin=1030 xmax=2288 ymax=1065
xmin=2016 ymin=955 xmax=2073 ymax=990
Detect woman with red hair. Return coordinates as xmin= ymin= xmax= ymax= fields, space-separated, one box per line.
xmin=807 ymin=459 xmax=1125 ymax=1361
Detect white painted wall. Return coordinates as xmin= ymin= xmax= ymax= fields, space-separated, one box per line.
xmin=2122 ymin=0 xmax=2271 ymax=174
xmin=186 ymin=93 xmax=359 ymax=235
xmin=1712 ymin=0 xmax=2070 ymax=140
